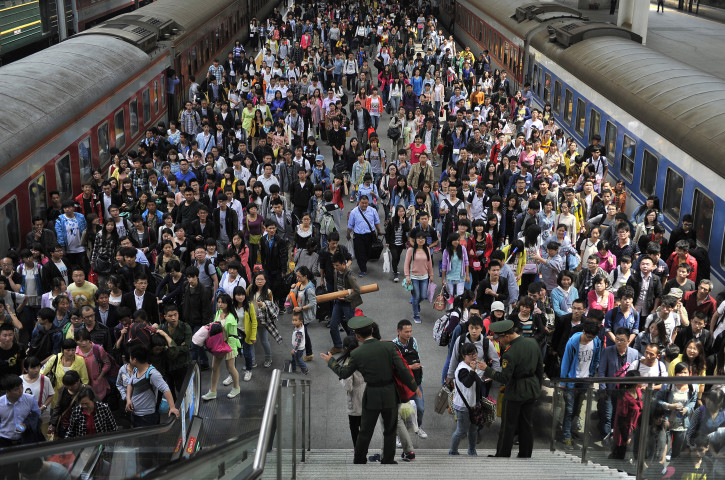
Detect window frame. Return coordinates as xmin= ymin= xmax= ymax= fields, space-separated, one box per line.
xmin=604 ymin=121 xmax=617 ymax=167
xmin=142 ymin=88 xmax=151 ymax=125
xmin=55 ymin=153 xmax=73 ymax=202
xmin=663 ymin=167 xmax=685 ymax=222
xmin=0 ymin=196 xmax=20 ymax=260
xmin=114 ymin=109 xmax=126 ymax=150
xmin=692 ymin=188 xmax=714 ymax=248
xmin=78 ymin=136 xmax=92 ymax=185
xmin=553 ymin=81 xmax=561 ymax=114
xmin=28 ymin=173 xmax=47 ymax=222
xmin=589 ymin=108 xmax=601 ymax=144
xmin=620 ymin=134 xmax=636 ymax=182
xmin=97 ymin=121 xmax=110 ymax=168
xmin=564 ymin=89 xmax=573 ymax=124
xmin=543 ymin=73 xmax=551 ymax=103
xmin=639 ymin=149 xmax=659 ymax=197
xmin=575 ymin=98 xmax=586 ymax=136
xmin=153 ymin=81 xmax=159 ymax=113
xmin=130 ymin=98 xmax=139 ymax=137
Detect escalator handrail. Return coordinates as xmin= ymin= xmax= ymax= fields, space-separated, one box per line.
xmin=0 ymin=362 xmax=199 ymax=464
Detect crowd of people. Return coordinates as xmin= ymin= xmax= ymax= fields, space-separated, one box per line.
xmin=1 ymin=0 xmax=724 ymax=477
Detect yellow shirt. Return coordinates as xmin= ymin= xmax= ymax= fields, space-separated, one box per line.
xmin=67 ymin=281 xmax=98 ymax=308
xmin=42 ymin=353 xmax=90 ymax=405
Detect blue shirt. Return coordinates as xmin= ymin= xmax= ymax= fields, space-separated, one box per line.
xmin=347 ymin=206 xmax=380 ymax=235
xmin=0 ymin=393 xmax=40 ymax=440
xmin=175 ymin=170 xmax=197 ymax=184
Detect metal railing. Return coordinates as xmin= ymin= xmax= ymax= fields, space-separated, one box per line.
xmin=549 ymin=375 xmax=725 ymax=480
xmin=147 ymin=368 xmax=312 ymax=480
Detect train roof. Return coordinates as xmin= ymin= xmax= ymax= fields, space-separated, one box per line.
xmin=533 ymin=33 xmax=725 ymax=179
xmin=0 ymin=36 xmax=150 ymax=170
xmin=116 ymin=0 xmax=235 ymax=32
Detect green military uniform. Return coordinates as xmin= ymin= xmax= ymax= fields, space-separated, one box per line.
xmin=484 ymin=320 xmax=543 ymax=458
xmin=327 ymin=317 xmax=417 ymax=464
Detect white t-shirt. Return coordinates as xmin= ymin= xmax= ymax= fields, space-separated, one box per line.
xmin=576 ymin=341 xmax=595 ymax=379
xmin=64 ymin=216 xmax=83 ymax=253
xmin=54 ymin=260 xmax=68 ymax=285
xmin=630 ymin=359 xmax=666 ymax=377
xmin=22 ymin=375 xmax=54 ymax=421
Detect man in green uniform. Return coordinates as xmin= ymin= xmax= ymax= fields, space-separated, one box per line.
xmin=483 ymin=319 xmax=543 ymax=458
xmin=321 ymin=316 xmax=418 ymax=465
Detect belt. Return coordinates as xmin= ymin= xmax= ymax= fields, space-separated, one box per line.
xmin=367 ymin=380 xmax=394 ymax=388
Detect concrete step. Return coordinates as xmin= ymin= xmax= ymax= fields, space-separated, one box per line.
xmin=262 ymin=449 xmax=633 ymax=479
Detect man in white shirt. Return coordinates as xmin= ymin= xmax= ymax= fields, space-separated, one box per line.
xmin=629 ymin=343 xmax=666 ymax=382
xmin=523 ymin=110 xmax=544 ymax=141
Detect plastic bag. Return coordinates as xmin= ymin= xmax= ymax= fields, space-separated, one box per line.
xmin=427 ymin=281 xmax=437 ymax=303
xmin=382 ymin=248 xmax=391 ymax=273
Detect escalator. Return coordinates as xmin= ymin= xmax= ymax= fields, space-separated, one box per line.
xmin=0 ymin=364 xmax=201 ymax=479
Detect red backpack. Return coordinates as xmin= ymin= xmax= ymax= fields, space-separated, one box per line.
xmin=392 ymin=349 xmax=416 ymax=402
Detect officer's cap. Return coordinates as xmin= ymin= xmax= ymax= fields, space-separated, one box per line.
xmin=348 ymin=316 xmax=375 ymax=330
xmin=488 ymin=319 xmax=515 ymax=338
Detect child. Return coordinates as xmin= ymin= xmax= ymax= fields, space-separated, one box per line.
xmin=290 ymin=312 xmax=308 ymax=375
xmin=595 ymin=240 xmax=617 ymax=274
xmin=331 ymin=174 xmax=346 ymax=210
xmin=350 ymin=153 xmax=371 ymax=202
xmin=609 ymin=370 xmax=642 ymax=460
xmin=339 ymin=335 xmax=364 ymax=447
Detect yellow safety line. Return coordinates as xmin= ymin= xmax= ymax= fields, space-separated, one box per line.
xmin=0 ymin=19 xmax=41 ymax=36
xmin=0 ymin=0 xmax=38 ymax=13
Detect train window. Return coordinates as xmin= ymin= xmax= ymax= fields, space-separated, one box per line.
xmin=160 ymin=75 xmax=166 ymax=107
xmin=575 ymin=99 xmax=586 ymax=136
xmin=589 ymin=109 xmax=601 ymax=143
xmin=621 ymin=135 xmax=636 ymax=181
xmin=153 ymin=81 xmax=159 ymax=113
xmin=478 ymin=22 xmax=482 ymax=42
xmin=114 ymin=110 xmax=125 ymax=150
xmin=692 ymin=189 xmax=714 ymax=248
xmin=142 ymin=89 xmax=150 ymax=125
xmin=130 ymin=99 xmax=139 ymax=137
xmin=663 ymin=168 xmax=684 ymax=221
xmin=55 ymin=153 xmax=72 ymax=201
xmin=78 ymin=136 xmax=92 ymax=184
xmin=28 ymin=173 xmax=47 ymax=222
xmin=191 ymin=46 xmax=197 ymax=73
xmin=532 ymin=65 xmax=538 ymax=93
xmin=553 ymin=81 xmax=562 ymax=114
xmin=640 ymin=150 xmax=658 ymax=197
xmin=0 ymin=197 xmax=19 ymax=260
xmin=564 ymin=89 xmax=573 ymax=124
xmin=543 ymin=73 xmax=551 ymax=103
xmin=97 ymin=122 xmax=110 ymax=167
xmin=503 ymin=42 xmax=509 ymax=67
xmin=537 ymin=68 xmax=543 ymax=97
xmin=604 ymin=121 xmax=617 ymax=166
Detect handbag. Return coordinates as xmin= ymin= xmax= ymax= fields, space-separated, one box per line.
xmin=427 ymin=281 xmax=437 ymax=303
xmin=358 ymin=207 xmax=383 ymax=260
xmin=392 ymin=350 xmax=416 ymax=402
xmin=455 ymin=381 xmax=496 ymax=427
xmin=435 ymin=382 xmax=453 ymax=414
xmin=93 ymin=255 xmax=112 ymax=274
xmin=402 ymin=277 xmax=414 ymax=291
xmin=386 ymin=124 xmax=401 ymax=140
xmin=205 ymin=323 xmax=232 ymax=357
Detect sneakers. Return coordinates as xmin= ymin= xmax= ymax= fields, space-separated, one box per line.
xmin=393 ymin=274 xmax=399 ymax=283
xmin=243 ymin=370 xmax=253 ymax=382
xmin=416 ymin=428 xmax=428 ymax=439
xmin=401 ymin=451 xmax=415 ymax=462
xmin=396 ymin=436 xmax=402 ymax=448
xmin=222 ymin=375 xmax=233 ymax=386
xmin=227 ymin=388 xmax=241 ymax=399
xmin=202 ymin=391 xmax=217 ymax=401
xmin=251 ymin=361 xmax=257 ymax=368
xmin=303 ymin=355 xmax=314 ymax=362
xmin=564 ymin=439 xmax=573 ymax=450
xmin=301 ymin=369 xmax=309 ymax=375
xmin=413 ymin=316 xmax=421 ymax=324
xmin=329 ymin=347 xmax=344 ymax=354
xmin=368 ymin=453 xmax=381 ymax=462
xmin=358 ymin=271 xmax=366 ymax=277
xmin=263 ymin=359 xmax=273 ymax=368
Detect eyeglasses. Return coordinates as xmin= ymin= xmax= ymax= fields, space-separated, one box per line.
xmin=83 ymin=314 xmax=95 ymax=319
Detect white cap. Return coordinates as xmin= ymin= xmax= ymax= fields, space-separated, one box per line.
xmin=491 ymin=301 xmax=505 ymax=312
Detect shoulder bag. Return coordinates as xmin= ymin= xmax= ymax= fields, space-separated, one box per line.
xmin=455 ymin=380 xmax=496 ymax=427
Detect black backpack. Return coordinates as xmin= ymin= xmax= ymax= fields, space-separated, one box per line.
xmin=27 ymin=327 xmax=58 ymax=361
xmin=457 ymin=331 xmax=490 ymax=366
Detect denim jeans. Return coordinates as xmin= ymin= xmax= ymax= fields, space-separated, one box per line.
xmin=371 ymin=114 xmax=380 ymax=130
xmin=563 ymin=386 xmax=586 ymax=441
xmin=190 ymin=325 xmax=209 ymax=367
xmin=450 ymin=407 xmax=477 ymax=454
xmin=411 ymin=278 xmax=429 ymax=317
xmin=597 ymin=391 xmax=617 ymax=437
xmin=240 ymin=342 xmax=254 ymax=371
xmin=413 ymin=385 xmax=424 ymax=427
xmin=252 ymin=326 xmax=272 ymax=363
xmin=389 ymin=96 xmax=401 ymax=113
xmin=330 ymin=301 xmax=354 ymax=348
xmin=132 ymin=412 xmax=160 ymax=427
xmin=291 ymin=350 xmax=308 ymax=372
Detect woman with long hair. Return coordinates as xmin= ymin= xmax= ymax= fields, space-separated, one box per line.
xmin=669 ymin=339 xmax=708 ymax=401
xmin=92 ymin=218 xmax=119 ymax=285
xmin=202 ymin=293 xmax=241 ymax=400
xmin=243 ymin=203 xmax=264 ymax=269
xmin=655 ymin=362 xmax=697 ymax=459
xmin=520 ymin=224 xmax=542 ymax=295
xmin=469 ymin=219 xmax=493 ymax=288
xmin=385 ymin=205 xmax=411 ymax=283
xmin=404 ymin=232 xmax=434 ymax=324
xmin=230 ymin=285 xmax=257 ymax=383
xmin=247 ymin=272 xmax=282 ymax=368
xmin=338 ymin=335 xmax=364 ymax=447
xmin=74 ymin=328 xmax=112 ymax=401
xmin=441 ymin=233 xmax=469 ymax=303
xmin=633 ymin=209 xmax=660 ymax=245
xmin=291 ymin=266 xmax=317 ymax=362
xmin=631 ymin=195 xmax=664 ymax=225
xmin=634 ymin=318 xmax=668 ymax=355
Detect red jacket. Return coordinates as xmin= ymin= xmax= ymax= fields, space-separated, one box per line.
xmin=666 ymin=252 xmax=697 ymax=281
xmin=683 ymin=290 xmax=717 ymax=321
xmin=74 ymin=192 xmax=103 ymax=219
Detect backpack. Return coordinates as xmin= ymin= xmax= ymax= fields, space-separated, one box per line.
xmin=320 ymin=211 xmax=337 ymax=236
xmin=204 ymin=322 xmax=232 ymax=356
xmin=433 ymin=312 xmax=452 ymax=346
xmin=92 ymin=343 xmax=120 ymax=380
xmin=27 ymin=327 xmax=58 ymax=361
xmin=456 ymin=332 xmax=490 ymax=367
xmin=392 ymin=349 xmax=416 ymax=402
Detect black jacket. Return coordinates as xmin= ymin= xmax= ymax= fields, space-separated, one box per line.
xmin=475 ymin=278 xmax=510 ymax=314
xmin=290 ymin=179 xmax=314 ymax=210
xmin=95 ymin=305 xmax=119 ymax=332
xmin=212 ymin=207 xmax=239 ymax=241
xmin=627 ymin=272 xmax=663 ymax=323
xmin=121 ymin=291 xmax=159 ymax=324
xmin=181 ymin=282 xmax=213 ymax=327
xmin=25 ymin=229 xmax=57 ymax=256
xmin=260 ymin=234 xmax=288 ymax=274
xmin=351 ymin=107 xmax=372 ymax=132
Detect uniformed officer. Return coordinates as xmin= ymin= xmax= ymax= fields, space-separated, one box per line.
xmin=321 ymin=316 xmax=418 ymax=465
xmin=483 ymin=319 xmax=543 ymax=458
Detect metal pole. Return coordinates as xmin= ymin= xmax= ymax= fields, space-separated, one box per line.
xmin=292 ymin=381 xmax=297 ymax=480
xmin=550 ymin=384 xmax=558 ymax=452
xmin=276 ymin=384 xmax=282 ymax=480
xmin=301 ymin=381 xmax=306 ymax=462
xmin=307 ymin=383 xmax=311 ymax=451
xmin=55 ymin=0 xmax=67 ymax=40
xmin=636 ymin=385 xmax=654 ymax=480
xmin=581 ymin=384 xmax=594 ymax=464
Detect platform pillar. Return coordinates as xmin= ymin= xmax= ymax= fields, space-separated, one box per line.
xmin=616 ymin=0 xmax=649 ymax=44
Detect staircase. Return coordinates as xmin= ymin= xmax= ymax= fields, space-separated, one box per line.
xmin=263 ymin=448 xmax=632 ymax=479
